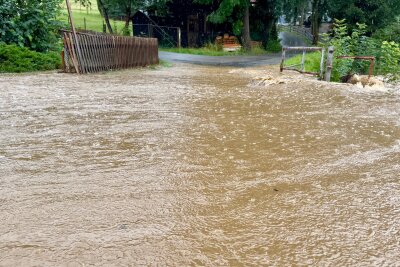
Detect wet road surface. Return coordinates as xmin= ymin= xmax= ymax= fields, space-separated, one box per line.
xmin=159 ymin=31 xmax=308 ymax=67
xmin=0 ymin=65 xmax=399 ymax=266
xmin=159 ymin=52 xmax=281 ymax=67
xmin=279 ymin=31 xmax=310 ymax=47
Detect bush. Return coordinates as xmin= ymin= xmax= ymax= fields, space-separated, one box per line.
xmin=373 ymin=19 xmax=400 ymax=44
xmin=0 ymin=44 xmax=61 ymax=73
xmin=378 ymin=41 xmax=400 ymax=80
xmin=283 ymin=20 xmax=400 ymax=83
xmin=328 ymin=19 xmax=399 ymax=82
xmin=265 ymin=39 xmax=282 ymax=52
xmin=0 ymin=0 xmax=62 ymax=52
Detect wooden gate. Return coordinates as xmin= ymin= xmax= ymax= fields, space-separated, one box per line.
xmin=62 ymin=30 xmax=159 ymax=74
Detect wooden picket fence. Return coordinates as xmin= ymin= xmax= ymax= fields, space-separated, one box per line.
xmin=62 ymin=30 xmax=159 ymax=74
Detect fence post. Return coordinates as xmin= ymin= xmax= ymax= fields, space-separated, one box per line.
xmin=280 ymin=47 xmax=286 ymax=72
xmin=84 ymin=17 xmax=86 ymax=30
xmin=177 ymin=27 xmax=181 ymax=48
xmin=301 ymin=50 xmax=306 ymax=72
xmin=325 ymin=46 xmax=334 ymax=82
xmin=65 ymin=0 xmax=82 ymax=74
xmin=320 ymin=48 xmax=325 ymax=79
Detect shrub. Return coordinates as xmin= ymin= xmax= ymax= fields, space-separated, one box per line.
xmin=328 ymin=19 xmax=399 ymax=82
xmin=265 ymin=39 xmax=282 ymax=52
xmin=373 ymin=19 xmax=400 ymax=44
xmin=0 ymin=0 xmax=62 ymax=52
xmin=378 ymin=41 xmax=400 ymax=80
xmin=0 ymin=43 xmax=61 ymax=73
xmin=282 ymin=19 xmax=400 ymax=82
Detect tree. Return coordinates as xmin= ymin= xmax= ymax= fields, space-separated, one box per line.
xmin=251 ymin=0 xmax=282 ymax=49
xmin=282 ymin=0 xmax=308 ymax=26
xmin=0 ymin=0 xmax=62 ymax=51
xmin=327 ymin=0 xmax=400 ymax=34
xmin=311 ymin=0 xmax=322 ymax=44
xmin=78 ymin=0 xmax=165 ymax=34
xmin=196 ymin=0 xmax=252 ymax=51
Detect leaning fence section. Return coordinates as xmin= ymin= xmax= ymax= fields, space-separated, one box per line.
xmin=62 ymin=30 xmax=159 ymax=74
xmin=280 ymin=46 xmax=326 ymax=80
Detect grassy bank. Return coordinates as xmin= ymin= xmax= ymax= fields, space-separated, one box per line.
xmin=284 ymin=51 xmax=322 ymax=73
xmin=58 ymin=2 xmax=125 ymax=33
xmin=0 ymin=44 xmax=61 ymax=73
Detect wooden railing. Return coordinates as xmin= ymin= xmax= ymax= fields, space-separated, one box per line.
xmin=62 ymin=30 xmax=159 ymax=74
xmin=278 ymin=25 xmax=313 ymax=43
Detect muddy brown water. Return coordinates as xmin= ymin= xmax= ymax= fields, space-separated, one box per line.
xmin=0 ymin=65 xmax=399 ymax=266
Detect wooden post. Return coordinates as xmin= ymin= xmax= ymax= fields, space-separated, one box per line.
xmin=149 ymin=24 xmax=153 ymax=38
xmin=325 ymin=46 xmax=334 ymax=82
xmin=320 ymin=48 xmax=325 ymax=80
xmin=177 ymin=27 xmax=181 ymax=48
xmin=84 ymin=17 xmax=87 ymax=30
xmin=301 ymin=50 xmax=306 ymax=72
xmin=280 ymin=48 xmax=286 ymax=72
xmin=368 ymin=58 xmax=375 ymax=78
xmin=65 ymin=0 xmax=83 ymax=74
xmin=61 ymin=50 xmax=66 ymax=72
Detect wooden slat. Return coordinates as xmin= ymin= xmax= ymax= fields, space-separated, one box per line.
xmin=61 ymin=30 xmax=159 ymax=74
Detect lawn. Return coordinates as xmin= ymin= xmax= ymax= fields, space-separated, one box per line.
xmin=58 ymin=1 xmax=126 ymax=34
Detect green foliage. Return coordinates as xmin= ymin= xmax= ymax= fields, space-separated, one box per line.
xmin=325 ymin=19 xmax=400 ymax=82
xmin=265 ymin=39 xmax=282 ymax=52
xmin=0 ymin=44 xmax=61 ymax=73
xmin=289 ymin=19 xmax=400 ymax=82
xmin=328 ymin=19 xmax=380 ymax=81
xmin=58 ymin=5 xmax=126 ymax=33
xmin=284 ymin=51 xmax=323 ymax=73
xmin=373 ymin=18 xmax=400 ymax=43
xmin=122 ymin=25 xmax=131 ymax=36
xmin=379 ymin=41 xmax=400 ymax=80
xmin=327 ymin=0 xmax=400 ymax=34
xmin=196 ymin=0 xmax=244 ymax=24
xmin=196 ymin=0 xmax=249 ymax=41
xmin=0 ymin=0 xmax=63 ymax=52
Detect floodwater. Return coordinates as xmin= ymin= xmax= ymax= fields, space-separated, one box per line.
xmin=0 ymin=65 xmax=399 ymax=266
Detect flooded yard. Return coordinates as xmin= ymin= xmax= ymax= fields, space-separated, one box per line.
xmin=0 ymin=64 xmax=399 ymax=266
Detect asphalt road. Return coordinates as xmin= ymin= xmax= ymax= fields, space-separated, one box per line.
xmin=159 ymin=31 xmax=309 ymax=67
xmin=159 ymin=51 xmax=282 ymax=67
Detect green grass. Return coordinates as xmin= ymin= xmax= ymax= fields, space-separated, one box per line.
xmin=160 ymin=46 xmax=273 ymax=56
xmin=148 ymin=60 xmax=173 ymax=69
xmin=284 ymin=51 xmax=322 ymax=73
xmin=0 ymin=44 xmax=61 ymax=73
xmin=58 ymin=2 xmax=126 ymax=34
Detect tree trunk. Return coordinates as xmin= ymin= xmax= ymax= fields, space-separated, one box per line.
xmin=300 ymin=3 xmax=306 ymax=26
xmin=125 ymin=15 xmax=130 ymax=29
xmin=311 ymin=0 xmax=320 ymax=45
xmin=98 ymin=0 xmax=113 ymax=34
xmin=242 ymin=3 xmax=251 ymax=52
